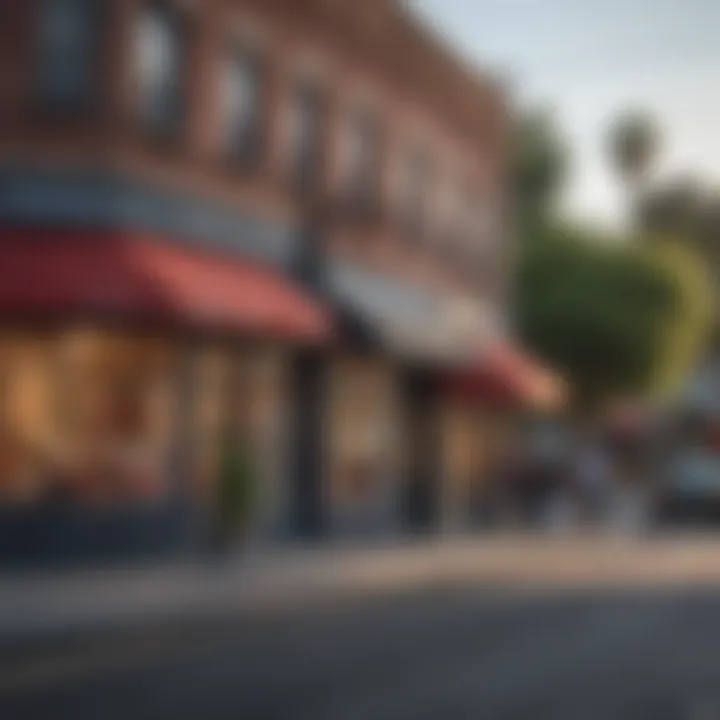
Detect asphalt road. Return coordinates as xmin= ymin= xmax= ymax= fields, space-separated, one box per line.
xmin=3 ymin=581 xmax=720 ymax=720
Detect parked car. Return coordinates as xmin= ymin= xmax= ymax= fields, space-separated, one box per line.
xmin=656 ymin=448 xmax=720 ymax=524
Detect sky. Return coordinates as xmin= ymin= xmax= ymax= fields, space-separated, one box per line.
xmin=412 ymin=0 xmax=720 ymax=226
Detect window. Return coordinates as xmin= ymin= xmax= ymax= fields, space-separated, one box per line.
xmin=52 ymin=333 xmax=174 ymax=507
xmin=287 ymin=83 xmax=323 ymax=191
xmin=473 ymin=200 xmax=493 ymax=252
xmin=135 ymin=3 xmax=184 ymax=134
xmin=399 ymin=146 xmax=432 ymax=240
xmin=221 ymin=48 xmax=263 ymax=162
xmin=463 ymin=191 xmax=497 ymax=266
xmin=36 ymin=0 xmax=97 ymax=110
xmin=0 ymin=340 xmax=55 ymax=505
xmin=344 ymin=111 xmax=378 ymax=211
xmin=448 ymin=190 xmax=496 ymax=283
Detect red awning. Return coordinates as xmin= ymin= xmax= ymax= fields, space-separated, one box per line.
xmin=0 ymin=230 xmax=330 ymax=342
xmin=445 ymin=341 xmax=565 ymax=410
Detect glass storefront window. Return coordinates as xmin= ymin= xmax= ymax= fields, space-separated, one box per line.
xmin=0 ymin=338 xmax=56 ymax=505
xmin=0 ymin=332 xmax=176 ymax=509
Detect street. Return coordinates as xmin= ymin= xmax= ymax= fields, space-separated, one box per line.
xmin=4 ymin=565 xmax=720 ymax=720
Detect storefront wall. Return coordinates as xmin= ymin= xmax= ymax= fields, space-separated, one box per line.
xmin=0 ymin=326 xmax=519 ymax=557
xmin=440 ymin=402 xmax=482 ymax=531
xmin=231 ymin=347 xmax=291 ymax=541
xmin=0 ymin=328 xmax=293 ymax=563
xmin=173 ymin=343 xmax=292 ymax=542
xmin=324 ymin=356 xmax=403 ymax=538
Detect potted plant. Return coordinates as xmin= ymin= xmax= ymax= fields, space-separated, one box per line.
xmin=214 ymin=429 xmax=256 ymax=554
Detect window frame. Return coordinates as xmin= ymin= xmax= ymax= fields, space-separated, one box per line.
xmin=286 ymin=81 xmax=325 ymax=193
xmin=221 ymin=45 xmax=265 ymax=166
xmin=135 ymin=1 xmax=187 ymax=138
xmin=399 ymin=144 xmax=432 ymax=241
xmin=343 ymin=109 xmax=380 ymax=216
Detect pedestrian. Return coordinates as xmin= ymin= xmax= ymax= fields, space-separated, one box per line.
xmin=575 ymin=437 xmax=612 ymax=528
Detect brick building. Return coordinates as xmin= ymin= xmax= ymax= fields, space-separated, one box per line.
xmin=0 ymin=0 xmax=528 ymax=561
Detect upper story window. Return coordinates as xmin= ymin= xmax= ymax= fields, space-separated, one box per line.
xmin=399 ymin=146 xmax=432 ymax=240
xmin=221 ymin=48 xmax=263 ymax=163
xmin=474 ymin=202 xmax=493 ymax=250
xmin=467 ymin=188 xmax=499 ymax=259
xmin=287 ymin=83 xmax=324 ymax=192
xmin=437 ymin=181 xmax=472 ymax=268
xmin=135 ymin=3 xmax=185 ymax=135
xmin=36 ymin=0 xmax=97 ymax=111
xmin=343 ymin=111 xmax=379 ymax=212
xmin=450 ymin=189 xmax=499 ymax=285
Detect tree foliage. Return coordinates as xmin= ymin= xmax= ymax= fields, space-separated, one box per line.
xmin=511 ymin=105 xmax=712 ymax=412
xmin=640 ymin=179 xmax=720 ymax=270
xmin=639 ymin=176 xmax=704 ymax=239
xmin=517 ymin=227 xmax=713 ymax=410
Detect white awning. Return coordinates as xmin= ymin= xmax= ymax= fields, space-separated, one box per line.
xmin=328 ymin=262 xmax=498 ymax=364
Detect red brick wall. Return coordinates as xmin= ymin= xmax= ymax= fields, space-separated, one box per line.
xmin=0 ymin=0 xmax=509 ymax=303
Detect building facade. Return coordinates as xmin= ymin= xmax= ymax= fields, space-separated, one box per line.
xmin=0 ymin=0 xmax=511 ymax=561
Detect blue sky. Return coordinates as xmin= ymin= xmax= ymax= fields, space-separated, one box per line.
xmin=412 ymin=0 xmax=720 ymax=225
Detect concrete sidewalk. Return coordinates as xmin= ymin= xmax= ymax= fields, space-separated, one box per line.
xmin=4 ymin=533 xmax=720 ymax=646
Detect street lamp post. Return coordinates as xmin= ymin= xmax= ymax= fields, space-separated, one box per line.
xmin=288 ymin=194 xmax=331 ymax=539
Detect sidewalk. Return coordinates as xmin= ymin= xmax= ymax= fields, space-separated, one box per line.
xmin=0 ymin=538 xmax=464 ymax=645
xmin=4 ymin=533 xmax=720 ymax=647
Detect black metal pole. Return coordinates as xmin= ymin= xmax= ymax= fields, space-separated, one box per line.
xmin=288 ymin=196 xmax=329 ymax=539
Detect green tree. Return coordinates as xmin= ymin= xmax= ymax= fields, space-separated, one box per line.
xmin=694 ymin=193 xmax=720 ymax=271
xmin=639 ymin=176 xmax=704 ymax=240
xmin=511 ymin=106 xmax=570 ymax=236
xmin=517 ymin=227 xmax=712 ymax=412
xmin=639 ymin=180 xmax=720 ymax=276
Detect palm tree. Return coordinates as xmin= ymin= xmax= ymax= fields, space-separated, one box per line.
xmin=607 ymin=111 xmax=661 ymax=228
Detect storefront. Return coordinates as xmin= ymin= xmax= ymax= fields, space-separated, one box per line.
xmin=193 ymin=344 xmax=292 ymax=540
xmin=324 ymin=356 xmax=402 ymax=537
xmin=441 ymin=340 xmax=566 ymax=530
xmin=324 ymin=262 xmax=492 ymax=538
xmin=0 ymin=231 xmax=330 ymax=565
xmin=439 ymin=403 xmax=496 ymax=530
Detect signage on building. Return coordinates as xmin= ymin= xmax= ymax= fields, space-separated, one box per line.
xmin=0 ymin=166 xmax=297 ymax=269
